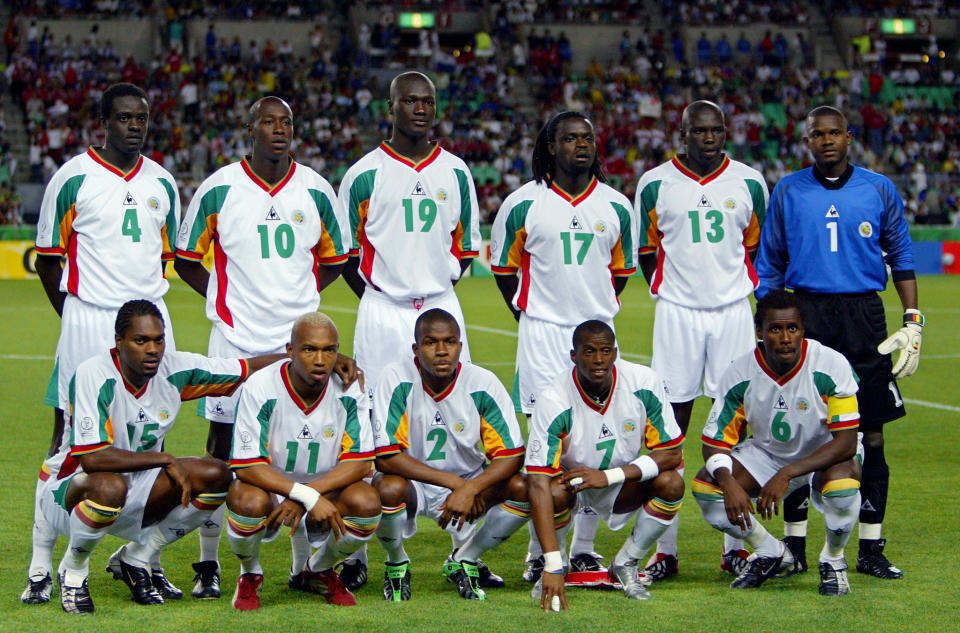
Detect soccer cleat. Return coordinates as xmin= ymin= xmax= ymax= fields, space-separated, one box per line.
xmin=522 ymin=555 xmax=544 ymax=583
xmin=57 ymin=570 xmax=95 ymax=614
xmin=383 ymin=561 xmax=412 ymax=602
xmin=609 ymin=560 xmax=652 ymax=601
xmin=21 ymin=573 xmax=53 ymax=604
xmin=335 ymin=558 xmax=368 ymax=591
xmin=117 ymin=558 xmax=164 ymax=604
xmin=856 ymin=539 xmax=903 ymax=579
xmin=191 ymin=560 xmax=221 ymax=599
xmin=303 ymin=568 xmax=357 ymax=606
xmin=231 ymin=573 xmax=263 ymax=610
xmin=289 ymin=569 xmax=310 ymax=592
xmin=644 ymin=552 xmax=679 ymax=581
xmin=730 ymin=553 xmax=784 ymax=589
xmin=818 ymin=562 xmax=851 ymax=596
xmin=151 ymin=568 xmax=183 ymax=600
xmin=476 ymin=558 xmax=505 ymax=588
xmin=444 ymin=559 xmax=486 ymax=601
xmin=569 ymin=552 xmax=606 ymax=573
xmin=721 ymin=549 xmax=751 ymax=576
xmin=778 ymin=536 xmax=808 ymax=577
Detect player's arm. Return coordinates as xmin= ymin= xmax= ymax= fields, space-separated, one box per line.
xmin=452 ymin=258 xmax=472 ymax=286
xmin=528 ymin=472 xmax=568 ymax=610
xmin=613 ymin=275 xmax=629 ymax=295
xmin=701 ymin=444 xmax=755 ymax=532
xmin=341 ymin=256 xmax=365 ymax=299
xmin=757 ymin=428 xmax=858 ymax=520
xmin=316 ymin=262 xmax=345 ymax=293
xmin=375 ymin=451 xmax=467 ymax=491
xmin=35 ymin=254 xmax=66 ymax=316
xmin=638 ymin=251 xmax=657 ymax=286
xmin=78 ymin=447 xmax=192 ymax=507
xmin=493 ymin=273 xmax=521 ymax=321
xmin=441 ymin=454 xmax=523 ymax=528
xmin=173 ymin=257 xmax=209 ymax=297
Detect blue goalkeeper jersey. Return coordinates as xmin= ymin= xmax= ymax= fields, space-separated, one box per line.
xmin=755 ymin=164 xmax=914 ymax=296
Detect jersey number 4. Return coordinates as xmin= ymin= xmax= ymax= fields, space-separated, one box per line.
xmin=122 ymin=208 xmax=142 ymax=242
xmin=688 ymin=209 xmax=724 ymax=243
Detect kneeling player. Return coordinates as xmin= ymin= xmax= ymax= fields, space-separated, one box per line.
xmin=694 ymin=290 xmax=861 ymax=595
xmin=373 ymin=309 xmax=528 ymax=601
xmin=35 ymin=300 xmax=280 ymax=614
xmin=226 ymin=313 xmax=380 ymax=609
xmin=526 ymin=321 xmax=684 ymax=610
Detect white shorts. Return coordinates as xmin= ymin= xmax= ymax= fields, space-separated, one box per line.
xmin=46 ymin=295 xmax=175 ymax=410
xmin=515 ymin=316 xmax=614 ymax=415
xmin=353 ymin=287 xmax=471 ymax=394
xmin=574 ymin=482 xmax=636 ymax=532
xmin=732 ymin=437 xmax=865 ymax=496
xmin=199 ymin=325 xmax=285 ymax=423
xmin=401 ymin=477 xmax=481 ymax=541
xmin=651 ymin=298 xmax=754 ymax=403
xmin=39 ymin=467 xmax=161 ymax=545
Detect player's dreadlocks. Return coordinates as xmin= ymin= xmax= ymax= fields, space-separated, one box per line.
xmin=115 ymin=300 xmax=164 ymax=337
xmin=531 ymin=111 xmax=606 ymax=187
xmin=754 ymin=289 xmax=804 ymax=329
xmin=100 ymin=83 xmax=148 ymax=120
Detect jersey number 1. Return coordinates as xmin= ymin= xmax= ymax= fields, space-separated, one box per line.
xmin=688 ymin=209 xmax=724 ymax=243
xmin=285 ymin=440 xmax=321 ymax=474
xmin=403 ymin=198 xmax=438 ymax=232
xmin=257 ymin=224 xmax=295 ymax=259
xmin=561 ymin=231 xmax=594 ymax=264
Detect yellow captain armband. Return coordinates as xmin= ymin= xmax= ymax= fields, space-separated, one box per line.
xmin=827 ymin=395 xmax=859 ymax=430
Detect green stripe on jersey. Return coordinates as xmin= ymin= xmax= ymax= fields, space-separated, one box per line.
xmin=544 ymin=408 xmax=573 ymax=468
xmin=339 ymin=395 xmax=362 ymax=453
xmin=813 ymin=371 xmax=838 ymax=398
xmin=470 ymin=391 xmax=516 ymax=449
xmin=80 ymin=378 xmax=116 ymax=446
xmin=495 ymin=200 xmax=533 ymax=268
xmin=159 ymin=177 xmax=178 ymax=249
xmin=385 ymin=382 xmax=413 ymax=441
xmin=634 ymin=388 xmax=668 ymax=444
xmin=255 ymin=399 xmax=277 ymax=459
xmin=308 ymin=188 xmax=345 ymax=255
xmin=184 ymin=185 xmax=230 ymax=251
xmin=746 ymin=179 xmax=766 ymax=225
xmin=454 ymin=168 xmax=474 ymax=252
xmin=166 ymin=368 xmax=243 ymax=394
xmin=610 ymin=201 xmax=635 ymax=269
xmin=712 ymin=380 xmax=750 ymax=441
xmin=637 ymin=179 xmax=662 ymax=249
xmin=347 ymin=169 xmax=377 ymax=249
xmin=52 ymin=174 xmax=86 ymax=248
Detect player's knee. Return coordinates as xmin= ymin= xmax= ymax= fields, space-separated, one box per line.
xmin=226 ymin=480 xmax=272 ymax=517
xmin=652 ymin=469 xmax=685 ymax=502
xmin=549 ymin=483 xmax=574 ymax=514
xmin=861 ymin=429 xmax=884 ymax=450
xmin=190 ymin=457 xmax=233 ymax=493
xmin=343 ymin=481 xmax=382 ymax=518
xmin=374 ymin=474 xmax=409 ymax=507
xmin=84 ymin=472 xmax=128 ymax=508
xmin=506 ymin=473 xmax=529 ymax=503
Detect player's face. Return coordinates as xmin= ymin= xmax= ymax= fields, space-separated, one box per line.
xmin=102 ymin=95 xmax=150 ymax=157
xmin=571 ymin=333 xmax=618 ymax=391
xmin=250 ymin=99 xmax=293 ymax=160
xmin=682 ymin=107 xmax=725 ymax=172
xmin=115 ymin=315 xmax=165 ymax=385
xmin=287 ymin=323 xmax=339 ymax=390
xmin=413 ymin=320 xmax=462 ymax=381
xmin=390 ymin=78 xmax=436 ymax=139
xmin=804 ymin=114 xmax=851 ymax=170
xmin=758 ymin=307 xmax=804 ymax=374
xmin=550 ymin=117 xmax=596 ymax=177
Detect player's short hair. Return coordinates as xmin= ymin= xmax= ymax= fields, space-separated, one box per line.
xmin=389 ymin=71 xmax=435 ymax=103
xmin=754 ymin=290 xmax=804 ymax=329
xmin=805 ymin=105 xmax=847 ymax=134
xmin=572 ymin=320 xmax=615 ymax=350
xmin=414 ymin=308 xmax=460 ymax=344
xmin=115 ymin=300 xmax=163 ymax=337
xmin=291 ymin=311 xmax=337 ymax=341
xmin=680 ymin=100 xmax=724 ymax=132
xmin=532 ymin=111 xmax=607 ymax=187
xmin=248 ymin=95 xmax=293 ymax=126
xmin=100 ymin=83 xmax=148 ymax=120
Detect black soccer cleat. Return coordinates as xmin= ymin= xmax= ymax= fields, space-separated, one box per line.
xmin=151 ymin=568 xmax=183 ymax=600
xmin=778 ymin=536 xmax=808 ymax=577
xmin=521 ymin=555 xmax=544 ymax=583
xmin=476 ymin=559 xmax=505 ymax=588
xmin=446 ymin=560 xmax=486 ymax=601
xmin=818 ymin=562 xmax=851 ymax=596
xmin=117 ymin=558 xmax=164 ymax=604
xmin=57 ymin=570 xmax=95 ymax=614
xmin=730 ymin=553 xmax=784 ymax=589
xmin=569 ymin=552 xmax=606 ymax=573
xmin=191 ymin=560 xmax=221 ymax=599
xmin=335 ymin=558 xmax=369 ymax=591
xmin=644 ymin=553 xmax=679 ymax=581
xmin=856 ymin=539 xmax=903 ymax=579
xmin=21 ymin=573 xmax=53 ymax=604
xmin=383 ymin=561 xmax=412 ymax=602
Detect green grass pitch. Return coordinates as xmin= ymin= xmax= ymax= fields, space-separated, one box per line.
xmin=2 ymin=275 xmax=959 ymax=631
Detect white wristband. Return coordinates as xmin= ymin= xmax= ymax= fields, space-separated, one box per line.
xmin=629 ymin=454 xmax=660 ymax=482
xmin=543 ymin=550 xmax=564 ymax=573
xmin=289 ymin=482 xmax=321 ymax=512
xmin=603 ymin=467 xmax=626 ymax=486
xmin=705 ymin=453 xmax=734 ymax=479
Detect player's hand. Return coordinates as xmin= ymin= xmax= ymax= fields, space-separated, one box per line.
xmin=561 ymin=467 xmax=606 ymax=492
xmin=267 ymin=498 xmax=305 ymax=533
xmin=878 ymin=311 xmax=924 ymax=379
xmin=162 ymin=458 xmax=192 ymax=507
xmin=439 ymin=485 xmax=479 ymax=530
xmin=333 ymin=353 xmax=364 ymax=390
xmin=757 ymin=471 xmax=791 ymax=520
xmin=307 ymin=495 xmax=346 ymax=541
xmin=719 ymin=479 xmax=755 ymax=534
xmin=539 ymin=571 xmax=568 ymax=612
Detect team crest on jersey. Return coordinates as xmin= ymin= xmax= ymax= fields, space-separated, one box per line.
xmin=825 ymin=204 xmax=839 ymax=218
xmin=697 ymin=195 xmax=711 ymax=208
xmin=321 ymin=424 xmax=336 ymax=439
xmin=453 ymin=422 xmax=465 ymax=433
xmin=123 ymin=191 xmax=138 ymax=205
xmin=158 ymin=408 xmax=170 ymax=421
xmin=795 ymin=399 xmax=809 ymax=412
xmin=598 ymin=423 xmax=614 ymax=439
xmin=265 ymin=207 xmax=281 ymax=220
xmin=859 ymin=222 xmax=873 ymax=238
xmin=239 ymin=431 xmax=252 ymax=449
xmin=774 ymin=394 xmax=788 ymax=410
xmin=147 ymin=196 xmax=160 ymax=210
xmin=529 ymin=440 xmax=541 ymax=454
xmin=436 ymin=188 xmax=448 ymax=202
xmin=432 ymin=412 xmax=445 ymax=426
xmin=724 ymin=197 xmax=737 ymax=209
xmin=297 ymin=425 xmax=314 ymax=440
xmin=292 ymin=211 xmax=305 ymax=224
xmin=411 ymin=181 xmax=426 ymax=196
xmin=622 ymin=420 xmax=637 ymax=434
xmin=594 ymin=221 xmax=606 ymax=233
xmin=569 ymin=216 xmax=583 ymax=230
xmin=80 ymin=416 xmax=94 ymax=431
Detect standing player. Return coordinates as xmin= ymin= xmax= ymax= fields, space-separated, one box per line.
xmin=337 ymin=71 xmax=482 ymax=587
xmin=634 ymin=100 xmax=768 ymax=580
xmin=226 ymin=313 xmax=380 ymax=610
xmin=490 ymin=111 xmax=637 ymax=579
xmin=755 ymin=106 xmax=921 ymax=579
xmin=526 ymin=321 xmax=684 ymax=610
xmin=25 ymin=83 xmax=181 ymax=605
xmin=694 ymin=290 xmax=862 ymax=595
xmin=33 ymin=300 xmax=281 ymax=614
xmin=175 ymin=96 xmax=352 ymax=599
xmin=372 ymin=309 xmax=528 ymax=602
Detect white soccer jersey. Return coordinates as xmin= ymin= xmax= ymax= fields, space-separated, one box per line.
xmin=525 ymin=359 xmax=683 ymax=476
xmin=635 ymin=156 xmax=768 ymax=308
xmin=69 ymin=349 xmax=247 ymax=460
xmin=490 ymin=178 xmax=637 ymax=325
xmin=35 ymin=148 xmax=180 ymax=307
xmin=230 ymin=360 xmax=373 ymax=484
xmin=176 ymin=159 xmax=349 ymax=352
xmin=701 ymin=339 xmax=859 ymax=462
xmin=337 ymin=143 xmax=482 ymax=300
xmin=373 ymin=360 xmax=525 ymax=477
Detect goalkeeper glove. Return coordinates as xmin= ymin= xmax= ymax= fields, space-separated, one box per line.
xmin=877 ymin=309 xmax=924 ymax=379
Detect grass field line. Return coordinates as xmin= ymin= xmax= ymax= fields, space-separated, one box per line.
xmin=904 ymin=398 xmax=960 ymax=413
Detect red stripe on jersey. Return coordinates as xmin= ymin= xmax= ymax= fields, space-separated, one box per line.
xmin=212 ymin=238 xmax=234 ymax=327
xmin=311 ymin=245 xmax=322 ymax=292
xmin=175 ymin=248 xmax=204 ymax=261
xmin=358 ymin=222 xmax=379 ymax=290
xmin=671 ymin=155 xmax=730 ymax=185
xmin=418 ymin=362 xmax=461 ymax=402
xmin=36 ymin=246 xmax=65 ymax=255
xmin=58 ymin=454 xmax=80 ymax=480
xmin=744 ymin=248 xmax=759 ymax=288
xmin=111 ymin=348 xmax=149 ymax=396
xmin=230 ymin=457 xmax=271 ymax=468
xmin=517 ymin=250 xmax=532 ymax=311
xmin=549 ymin=177 xmax=598 ymax=207
xmin=526 ymin=465 xmax=561 ymax=476
xmin=701 ymin=436 xmax=733 ymax=450
xmin=66 ymin=226 xmax=80 ymax=295
xmin=573 ymin=366 xmax=617 ymax=414
xmin=86 ymin=148 xmax=144 ymax=181
xmin=281 ymin=361 xmax=328 ymax=414
xmin=380 ymin=142 xmax=442 ymax=172
xmin=649 ymin=236 xmax=666 ymax=296
xmin=241 ymin=157 xmax=297 ymax=195
xmin=755 ymin=339 xmax=808 ymax=385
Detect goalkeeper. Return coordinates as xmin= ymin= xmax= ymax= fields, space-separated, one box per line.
xmin=754 ymin=105 xmax=922 ymax=582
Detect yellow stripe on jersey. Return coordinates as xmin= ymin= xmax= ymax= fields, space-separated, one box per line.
xmin=497 ymin=226 xmax=527 ymax=272
xmin=742 ymin=210 xmax=761 ymax=250
xmin=58 ymin=203 xmax=78 ymax=255
xmin=610 ymin=235 xmax=633 ymax=275
xmin=639 ymin=208 xmax=660 ymax=253
xmin=393 ymin=413 xmax=410 ymax=450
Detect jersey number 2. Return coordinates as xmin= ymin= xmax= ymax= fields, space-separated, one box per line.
xmin=426 ymin=427 xmax=447 ymax=461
